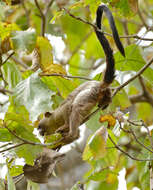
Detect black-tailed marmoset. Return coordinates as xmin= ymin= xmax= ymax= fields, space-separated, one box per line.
xmin=38 ymin=4 xmax=125 ymax=144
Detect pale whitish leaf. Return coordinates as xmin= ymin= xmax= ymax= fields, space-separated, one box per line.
xmin=2 ymin=62 xmax=22 ymax=90
xmin=13 ymin=71 xmax=55 ymax=121
xmin=7 ymin=169 xmax=16 ymax=190
xmin=112 ymin=120 xmax=121 ymax=137
xmin=11 ymin=28 xmax=36 ymax=53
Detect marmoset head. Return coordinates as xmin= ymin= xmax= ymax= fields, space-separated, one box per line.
xmin=38 ymin=112 xmax=54 ymax=135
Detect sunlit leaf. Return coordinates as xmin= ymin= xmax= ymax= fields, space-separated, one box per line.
xmin=10 ymin=165 xmax=23 ymax=177
xmin=0 ymin=21 xmax=19 ymax=40
xmin=69 ymin=1 xmax=84 ymax=9
xmin=50 ymin=10 xmax=64 ymax=24
xmin=44 ymin=133 xmax=62 ymax=149
xmin=83 ymin=126 xmax=108 ymax=160
xmin=42 ymin=63 xmax=66 ymax=75
xmin=0 ymin=128 xmax=12 ymax=142
xmin=16 ymin=144 xmax=42 ymax=165
xmin=36 ymin=36 xmax=53 ymax=71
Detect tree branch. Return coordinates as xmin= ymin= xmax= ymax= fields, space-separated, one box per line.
xmin=34 ymin=0 xmax=46 ymax=36
xmin=2 ymin=52 xmax=15 ymax=65
xmin=4 ymin=124 xmax=63 ymax=149
xmin=64 ymin=8 xmax=153 ymax=42
xmin=108 ymin=134 xmax=153 ymax=161
xmin=39 ymin=73 xmax=92 ymax=81
xmin=34 ymin=0 xmax=55 ymax=36
xmin=0 ymin=142 xmax=26 ymax=153
xmin=83 ymin=57 xmax=153 ymax=122
xmin=129 ymin=76 xmax=153 ymax=106
xmin=113 ymin=57 xmax=153 ymax=97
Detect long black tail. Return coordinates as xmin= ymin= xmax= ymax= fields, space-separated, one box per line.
xmin=95 ymin=4 xmax=125 ymax=85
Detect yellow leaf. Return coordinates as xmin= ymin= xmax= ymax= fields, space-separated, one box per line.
xmin=0 ymin=22 xmax=19 ymax=40
xmin=99 ymin=114 xmax=116 ymax=128
xmin=36 ymin=37 xmax=53 ymax=71
xmin=128 ymin=0 xmax=138 ymax=13
xmin=106 ymin=173 xmax=117 ymax=184
xmin=43 ymin=63 xmax=66 ymax=75
xmin=69 ymin=1 xmax=84 ymax=9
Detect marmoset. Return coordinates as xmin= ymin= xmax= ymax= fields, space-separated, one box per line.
xmin=38 ymin=4 xmax=125 ymax=144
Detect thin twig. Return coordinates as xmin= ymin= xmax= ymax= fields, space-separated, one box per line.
xmin=129 ymin=129 xmax=153 ymax=153
xmin=2 ymin=52 xmax=15 ymax=65
xmin=120 ymin=34 xmax=153 ymax=41
xmin=34 ymin=0 xmax=46 ymax=36
xmin=4 ymin=124 xmax=63 ymax=148
xmin=0 ymin=142 xmax=12 ymax=149
xmin=108 ymin=134 xmax=153 ymax=161
xmin=141 ymin=120 xmax=153 ymax=149
xmin=44 ymin=0 xmax=55 ymax=15
xmin=138 ymin=7 xmax=149 ymax=29
xmin=21 ymin=0 xmax=30 ymax=26
xmin=39 ymin=73 xmax=92 ymax=81
xmin=64 ymin=8 xmax=153 ymax=41
xmin=117 ymin=120 xmax=152 ymax=153
xmin=11 ymin=55 xmax=29 ymax=69
xmin=0 ymin=87 xmax=13 ymax=94
xmin=0 ymin=142 xmax=26 ymax=153
xmin=63 ymin=8 xmax=96 ymax=29
xmin=82 ymin=57 xmax=153 ymax=123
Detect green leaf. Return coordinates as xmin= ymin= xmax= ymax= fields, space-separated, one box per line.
xmin=0 ymin=21 xmax=19 ymax=40
xmin=85 ymin=126 xmax=108 ymax=160
xmin=13 ymin=71 xmax=55 ymax=121
xmin=111 ymin=88 xmax=131 ymax=110
xmin=0 ymin=128 xmax=12 ymax=142
xmin=5 ymin=110 xmax=40 ymax=143
xmin=86 ymin=111 xmax=102 ymax=132
xmin=16 ymin=144 xmax=42 ymax=165
xmin=11 ymin=28 xmax=37 ymax=52
xmin=2 ymin=62 xmax=22 ymax=90
xmin=136 ymin=103 xmax=153 ymax=123
xmin=49 ymin=77 xmax=78 ymax=98
xmin=0 ymin=179 xmax=5 ymax=190
xmin=137 ymin=161 xmax=150 ymax=190
xmin=50 ymin=10 xmax=64 ymax=24
xmin=10 ymin=165 xmax=23 ymax=177
xmin=27 ymin=180 xmax=40 ymax=190
xmin=61 ymin=14 xmax=88 ymax=50
xmin=70 ymin=182 xmax=81 ymax=190
xmin=5 ymin=111 xmax=32 ymax=129
xmin=45 ymin=133 xmax=63 ymax=149
xmin=115 ymin=44 xmax=153 ymax=82
xmin=84 ymin=0 xmax=101 ymax=18
xmin=7 ymin=168 xmax=16 ymax=190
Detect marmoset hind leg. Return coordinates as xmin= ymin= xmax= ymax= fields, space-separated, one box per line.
xmin=63 ymin=101 xmax=96 ymax=143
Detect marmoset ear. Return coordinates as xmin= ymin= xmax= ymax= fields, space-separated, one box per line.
xmin=44 ymin=112 xmax=52 ymax=117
